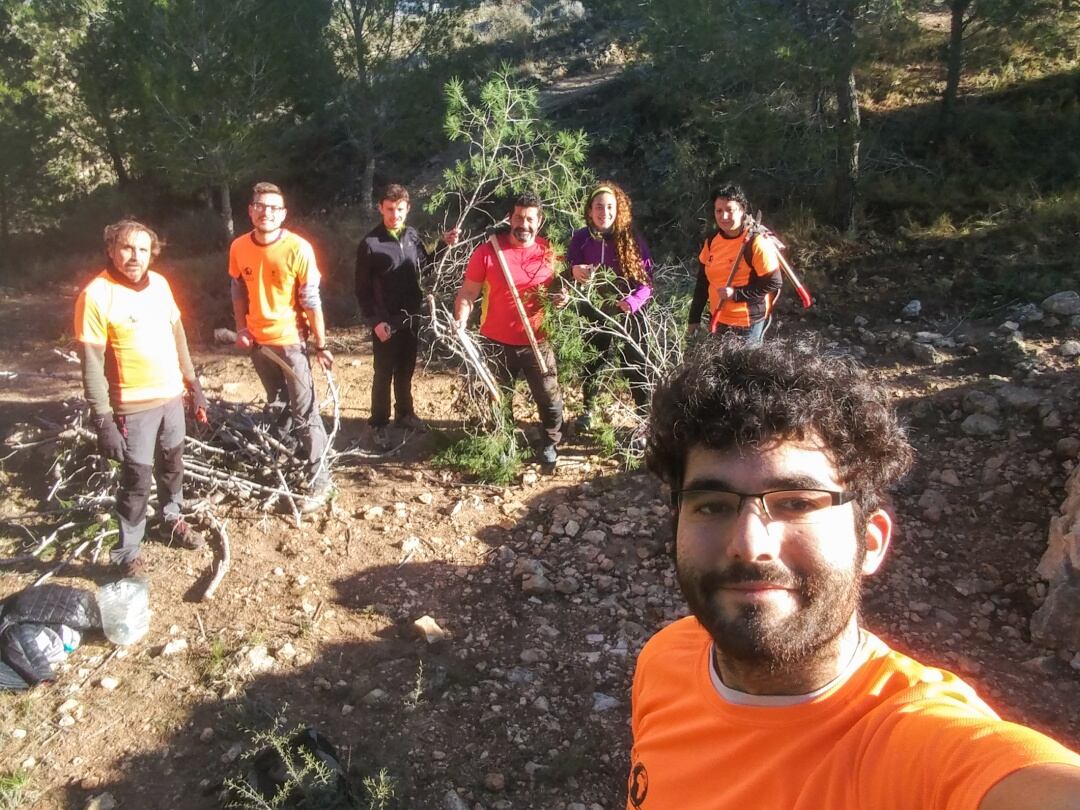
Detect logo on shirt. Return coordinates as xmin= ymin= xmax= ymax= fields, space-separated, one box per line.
xmin=628 ymin=761 xmax=649 ymax=807
xmin=243 ymin=266 xmax=253 ymax=278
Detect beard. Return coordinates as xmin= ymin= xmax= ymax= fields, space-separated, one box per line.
xmin=511 ymin=226 xmax=535 ymax=244
xmin=677 ymin=553 xmax=863 ymax=670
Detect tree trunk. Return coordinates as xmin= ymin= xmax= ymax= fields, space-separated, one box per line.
xmin=940 ymin=0 xmax=971 ymax=138
xmin=835 ymin=2 xmax=861 ymax=234
xmin=360 ymin=113 xmax=376 ymax=212
xmin=219 ymin=180 xmax=234 ymax=241
xmin=103 ymin=119 xmax=130 ymax=187
xmin=0 ymin=183 xmax=9 ymax=269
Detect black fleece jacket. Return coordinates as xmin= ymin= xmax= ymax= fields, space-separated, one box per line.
xmin=355 ymin=224 xmax=437 ymax=331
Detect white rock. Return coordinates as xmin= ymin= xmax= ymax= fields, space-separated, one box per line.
xmin=414 ymin=615 xmax=449 ymax=644
xmin=99 ymin=676 xmax=119 ymax=691
xmin=160 ymin=638 xmax=188 ymax=657
xmin=199 ymin=727 xmax=214 ymax=742
xmin=900 ymin=300 xmax=921 ymax=318
xmin=11 ymin=728 xmax=26 ymax=739
xmin=592 ymin=692 xmax=619 ymax=711
xmin=58 ymin=698 xmax=80 ymax=714
xmin=1059 ymin=340 xmax=1080 ymax=358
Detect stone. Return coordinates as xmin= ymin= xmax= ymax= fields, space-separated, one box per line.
xmin=362 ymin=688 xmax=388 ymax=706
xmin=961 ymin=390 xmax=999 ymax=415
xmin=414 ymin=615 xmax=448 ymax=644
xmin=1041 ymin=291 xmax=1080 ymax=316
xmin=910 ymin=342 xmax=944 ymax=364
xmin=940 ymin=469 xmax=961 ymax=487
xmin=417 ymin=492 xmax=434 ymax=505
xmin=99 ymin=676 xmax=119 ymax=691
xmin=222 ymin=742 xmax=244 ymax=764
xmin=960 ymin=413 xmax=1002 ymax=436
xmin=592 ymin=692 xmax=619 ymax=712
xmin=484 ymin=772 xmax=507 ymax=792
xmin=245 ymin=646 xmax=275 ymax=674
xmin=199 ymin=727 xmax=215 ymax=742
xmin=443 ymin=790 xmax=471 ymax=810
xmin=1056 ymin=437 xmax=1080 ymax=459
xmin=160 ymin=638 xmax=188 ymax=657
xmin=1060 ymin=340 xmax=1080 ymax=358
xmin=85 ymin=794 xmax=117 ymax=810
xmin=900 ymin=299 xmax=921 ymax=318
xmin=1010 ymin=303 xmax=1043 ymax=324
xmin=996 ymin=384 xmax=1042 ymax=412
xmin=522 ymin=572 xmax=554 ymax=594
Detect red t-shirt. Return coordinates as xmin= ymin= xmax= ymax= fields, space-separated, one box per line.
xmin=464 ymin=235 xmax=555 ymax=346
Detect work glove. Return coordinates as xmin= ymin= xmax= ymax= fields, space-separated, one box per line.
xmin=187 ymin=379 xmax=209 ymax=425
xmin=92 ymin=414 xmax=125 ymax=461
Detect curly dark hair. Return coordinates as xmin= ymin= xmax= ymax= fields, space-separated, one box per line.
xmin=512 ymin=191 xmax=544 ymax=214
xmin=711 ymin=183 xmax=751 ymax=212
xmin=645 ymin=335 xmax=913 ymax=515
xmin=585 ymin=180 xmax=648 ymax=286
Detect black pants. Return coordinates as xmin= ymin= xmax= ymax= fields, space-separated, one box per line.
xmin=250 ymin=343 xmax=328 ymax=467
xmin=581 ymin=312 xmax=650 ymax=414
xmin=370 ymin=325 xmax=419 ymax=427
xmin=489 ymin=340 xmax=563 ymax=448
xmin=113 ymin=396 xmax=186 ymax=563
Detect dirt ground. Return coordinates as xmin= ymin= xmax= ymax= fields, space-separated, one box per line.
xmin=1 ymin=271 xmax=1079 ymax=809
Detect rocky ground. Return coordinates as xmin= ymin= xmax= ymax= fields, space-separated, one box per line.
xmin=1 ymin=279 xmax=1080 ymax=809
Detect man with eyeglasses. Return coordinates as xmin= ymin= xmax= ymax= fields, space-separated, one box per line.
xmin=628 ymin=337 xmax=1080 ymax=809
xmin=229 ymin=181 xmax=332 ymax=509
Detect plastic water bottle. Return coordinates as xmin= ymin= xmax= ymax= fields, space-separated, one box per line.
xmin=97 ymin=578 xmax=151 ymax=645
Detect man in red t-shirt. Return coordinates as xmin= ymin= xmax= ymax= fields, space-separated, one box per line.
xmin=453 ymin=193 xmax=565 ymax=464
xmin=631 ymin=337 xmax=1080 ymax=809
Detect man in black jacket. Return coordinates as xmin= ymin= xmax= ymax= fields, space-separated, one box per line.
xmin=355 ymin=184 xmax=458 ymax=440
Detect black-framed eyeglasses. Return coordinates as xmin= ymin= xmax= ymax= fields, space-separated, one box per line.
xmin=251 ymin=203 xmax=284 ymax=214
xmin=673 ymin=488 xmax=856 ymax=525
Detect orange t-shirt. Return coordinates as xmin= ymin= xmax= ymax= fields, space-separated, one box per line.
xmin=228 ymin=229 xmax=320 ymax=345
xmin=74 ymin=270 xmax=184 ymax=405
xmin=628 ymin=617 xmax=1080 ymax=810
xmin=698 ymin=231 xmax=780 ymax=327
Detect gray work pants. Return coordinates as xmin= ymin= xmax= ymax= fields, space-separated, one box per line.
xmin=489 ymin=340 xmax=563 ymax=449
xmin=250 ymin=343 xmax=328 ymax=470
xmin=112 ymin=396 xmax=185 ymax=563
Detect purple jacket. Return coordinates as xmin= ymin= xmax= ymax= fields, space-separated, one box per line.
xmin=565 ymin=227 xmax=653 ymax=314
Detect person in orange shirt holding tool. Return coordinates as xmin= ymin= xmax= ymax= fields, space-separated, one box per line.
xmin=75 ymin=219 xmax=208 ymax=577
xmin=453 ymin=192 xmax=566 ymax=466
xmin=688 ymin=184 xmax=783 ymax=344
xmin=229 ymin=182 xmax=332 ymax=509
xmin=629 ymin=336 xmax=1080 ymax=809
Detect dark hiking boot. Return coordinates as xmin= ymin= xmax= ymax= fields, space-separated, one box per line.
xmin=395 ymin=413 xmax=428 ymax=432
xmin=538 ymin=444 xmax=558 ymax=465
xmin=120 ymin=556 xmax=147 ymax=578
xmin=163 ymin=517 xmax=207 ymax=550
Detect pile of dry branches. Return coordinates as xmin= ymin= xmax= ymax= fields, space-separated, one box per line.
xmin=1 ymin=375 xmax=341 ymax=598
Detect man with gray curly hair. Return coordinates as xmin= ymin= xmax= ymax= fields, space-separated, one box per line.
xmin=627 ymin=336 xmax=1080 ymax=809
xmin=75 ymin=219 xmax=208 ymax=577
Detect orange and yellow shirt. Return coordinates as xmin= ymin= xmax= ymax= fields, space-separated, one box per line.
xmin=698 ymin=231 xmax=780 ymax=327
xmin=628 ymin=617 xmax=1080 ymax=809
xmin=228 ymin=229 xmax=321 ymax=345
xmin=74 ymin=270 xmax=184 ymax=406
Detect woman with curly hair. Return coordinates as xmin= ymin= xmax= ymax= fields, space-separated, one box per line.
xmin=564 ymin=181 xmax=654 ymax=432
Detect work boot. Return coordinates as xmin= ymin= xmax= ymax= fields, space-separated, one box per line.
xmin=163 ymin=517 xmax=206 ymax=550
xmin=395 ymin=413 xmax=428 ymax=432
xmin=120 ymin=556 xmax=147 ymax=578
xmin=371 ymin=425 xmax=393 ymax=451
xmin=538 ymin=443 xmax=558 ymax=465
xmin=573 ymin=411 xmax=593 ymax=434
xmin=300 ymin=476 xmax=333 ymax=513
